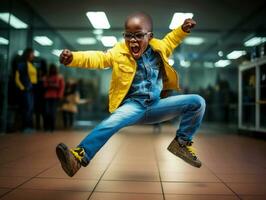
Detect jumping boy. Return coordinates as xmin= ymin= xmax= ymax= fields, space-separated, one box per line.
xmin=56 ymin=12 xmax=205 ymax=177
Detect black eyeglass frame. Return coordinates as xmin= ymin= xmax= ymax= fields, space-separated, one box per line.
xmin=122 ymin=31 xmax=152 ymax=41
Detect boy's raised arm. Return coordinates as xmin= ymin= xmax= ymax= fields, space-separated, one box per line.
xmin=162 ymin=18 xmax=196 ymax=57
xmin=59 ymin=49 xmax=113 ymax=69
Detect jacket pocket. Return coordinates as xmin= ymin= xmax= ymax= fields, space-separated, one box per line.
xmin=117 ymin=64 xmax=134 ymax=86
xmin=118 ymin=65 xmax=134 ymax=73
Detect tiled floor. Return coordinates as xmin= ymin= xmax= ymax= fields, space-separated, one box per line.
xmin=0 ymin=125 xmax=265 ymax=200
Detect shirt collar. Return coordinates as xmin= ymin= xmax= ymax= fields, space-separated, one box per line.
xmin=143 ymin=46 xmax=152 ymax=56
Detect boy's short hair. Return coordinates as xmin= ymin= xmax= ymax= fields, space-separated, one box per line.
xmin=125 ymin=12 xmax=153 ymax=32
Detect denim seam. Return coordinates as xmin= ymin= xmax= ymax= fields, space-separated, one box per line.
xmin=183 ymin=105 xmax=205 ymax=139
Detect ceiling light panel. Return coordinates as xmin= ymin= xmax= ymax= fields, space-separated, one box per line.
xmin=244 ymin=37 xmax=266 ymax=47
xmin=0 ymin=37 xmax=9 ymax=45
xmin=227 ymin=50 xmax=246 ymax=59
xmin=169 ymin=12 xmax=193 ymax=29
xmin=0 ymin=12 xmax=28 ymax=29
xmin=52 ymin=49 xmax=63 ymax=57
xmin=184 ymin=37 xmax=204 ymax=45
xmin=86 ymin=12 xmax=110 ymax=29
xmin=101 ymin=36 xmax=117 ymax=47
xmin=215 ymin=59 xmax=231 ymax=67
xmin=77 ymin=37 xmax=97 ymax=45
xmin=34 ymin=36 xmax=53 ymax=46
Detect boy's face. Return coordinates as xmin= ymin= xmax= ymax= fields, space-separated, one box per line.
xmin=124 ymin=17 xmax=152 ymax=60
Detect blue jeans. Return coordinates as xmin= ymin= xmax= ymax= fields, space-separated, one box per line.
xmin=44 ymin=99 xmax=58 ymax=132
xmin=21 ymin=90 xmax=34 ymax=130
xmin=78 ymin=94 xmax=206 ymax=161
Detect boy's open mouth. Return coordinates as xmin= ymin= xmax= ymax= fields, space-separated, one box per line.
xmin=129 ymin=43 xmax=141 ymax=57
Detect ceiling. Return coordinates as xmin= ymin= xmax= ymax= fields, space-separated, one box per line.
xmin=25 ymin=0 xmax=266 ymax=65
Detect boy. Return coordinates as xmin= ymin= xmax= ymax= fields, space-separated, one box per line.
xmin=57 ymin=12 xmax=205 ymax=177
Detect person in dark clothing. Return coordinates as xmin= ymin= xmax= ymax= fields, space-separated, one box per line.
xmin=43 ymin=64 xmax=64 ymax=132
xmin=34 ymin=59 xmax=47 ymax=130
xmin=15 ymin=48 xmax=37 ymax=133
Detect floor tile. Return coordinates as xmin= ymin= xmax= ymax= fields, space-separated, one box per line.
xmin=95 ymin=180 xmax=162 ymax=193
xmin=111 ymin=157 xmax=157 ymax=165
xmin=240 ymin=195 xmax=266 ymax=200
xmin=217 ymin=173 xmax=266 ymax=183
xmin=38 ymin=165 xmax=105 ymax=180
xmin=164 ymin=194 xmax=239 ymax=200
xmin=0 ymin=189 xmax=91 ymax=200
xmin=90 ymin=192 xmax=163 ymax=200
xmin=227 ymin=183 xmax=266 ymax=195
xmin=102 ymin=168 xmax=160 ymax=181
xmin=158 ymin=161 xmax=212 ymax=173
xmin=160 ymin=171 xmax=220 ymax=182
xmin=2 ymin=159 xmax=56 ymax=169
xmin=0 ymin=188 xmax=10 ymax=196
xmin=108 ymin=162 xmax=158 ymax=170
xmin=19 ymin=178 xmax=97 ymax=192
xmin=206 ymin=164 xmax=266 ymax=174
xmin=0 ymin=177 xmax=29 ymax=188
xmin=0 ymin=167 xmax=43 ymax=178
xmin=163 ymin=182 xmax=234 ymax=195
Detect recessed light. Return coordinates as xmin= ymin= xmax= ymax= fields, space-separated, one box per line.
xmin=184 ymin=37 xmax=204 ymax=45
xmin=227 ymin=50 xmax=246 ymax=59
xmin=77 ymin=37 xmax=97 ymax=45
xmin=0 ymin=12 xmax=28 ymax=29
xmin=215 ymin=59 xmax=231 ymax=67
xmin=101 ymin=36 xmax=117 ymax=47
xmin=34 ymin=36 xmax=53 ymax=46
xmin=169 ymin=12 xmax=193 ymax=29
xmin=86 ymin=12 xmax=110 ymax=29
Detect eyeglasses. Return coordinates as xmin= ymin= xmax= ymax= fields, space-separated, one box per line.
xmin=123 ymin=32 xmax=151 ymax=41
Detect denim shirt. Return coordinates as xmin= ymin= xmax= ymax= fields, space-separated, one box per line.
xmin=124 ymin=46 xmax=163 ymax=107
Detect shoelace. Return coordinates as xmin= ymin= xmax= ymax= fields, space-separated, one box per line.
xmin=187 ymin=146 xmax=197 ymax=157
xmin=70 ymin=148 xmax=85 ymax=162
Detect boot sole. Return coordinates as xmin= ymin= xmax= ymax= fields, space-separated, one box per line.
xmin=167 ymin=142 xmax=202 ymax=168
xmin=56 ymin=143 xmax=75 ymax=177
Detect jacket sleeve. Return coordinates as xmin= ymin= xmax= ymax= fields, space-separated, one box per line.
xmin=67 ymin=49 xmax=113 ymax=69
xmin=161 ymin=26 xmax=189 ymax=57
xmin=15 ymin=70 xmax=25 ymax=91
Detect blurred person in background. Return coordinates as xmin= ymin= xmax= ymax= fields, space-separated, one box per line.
xmin=43 ymin=64 xmax=64 ymax=132
xmin=34 ymin=59 xmax=47 ymax=130
xmin=61 ymin=79 xmax=90 ymax=129
xmin=15 ymin=48 xmax=37 ymax=133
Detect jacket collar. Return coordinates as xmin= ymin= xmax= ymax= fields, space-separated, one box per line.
xmin=118 ymin=42 xmax=130 ymax=55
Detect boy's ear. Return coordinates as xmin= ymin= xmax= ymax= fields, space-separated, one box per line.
xmin=149 ymin=32 xmax=154 ymax=39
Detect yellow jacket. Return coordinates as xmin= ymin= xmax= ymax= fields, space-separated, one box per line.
xmin=15 ymin=61 xmax=37 ymax=91
xmin=67 ymin=26 xmax=188 ymax=112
